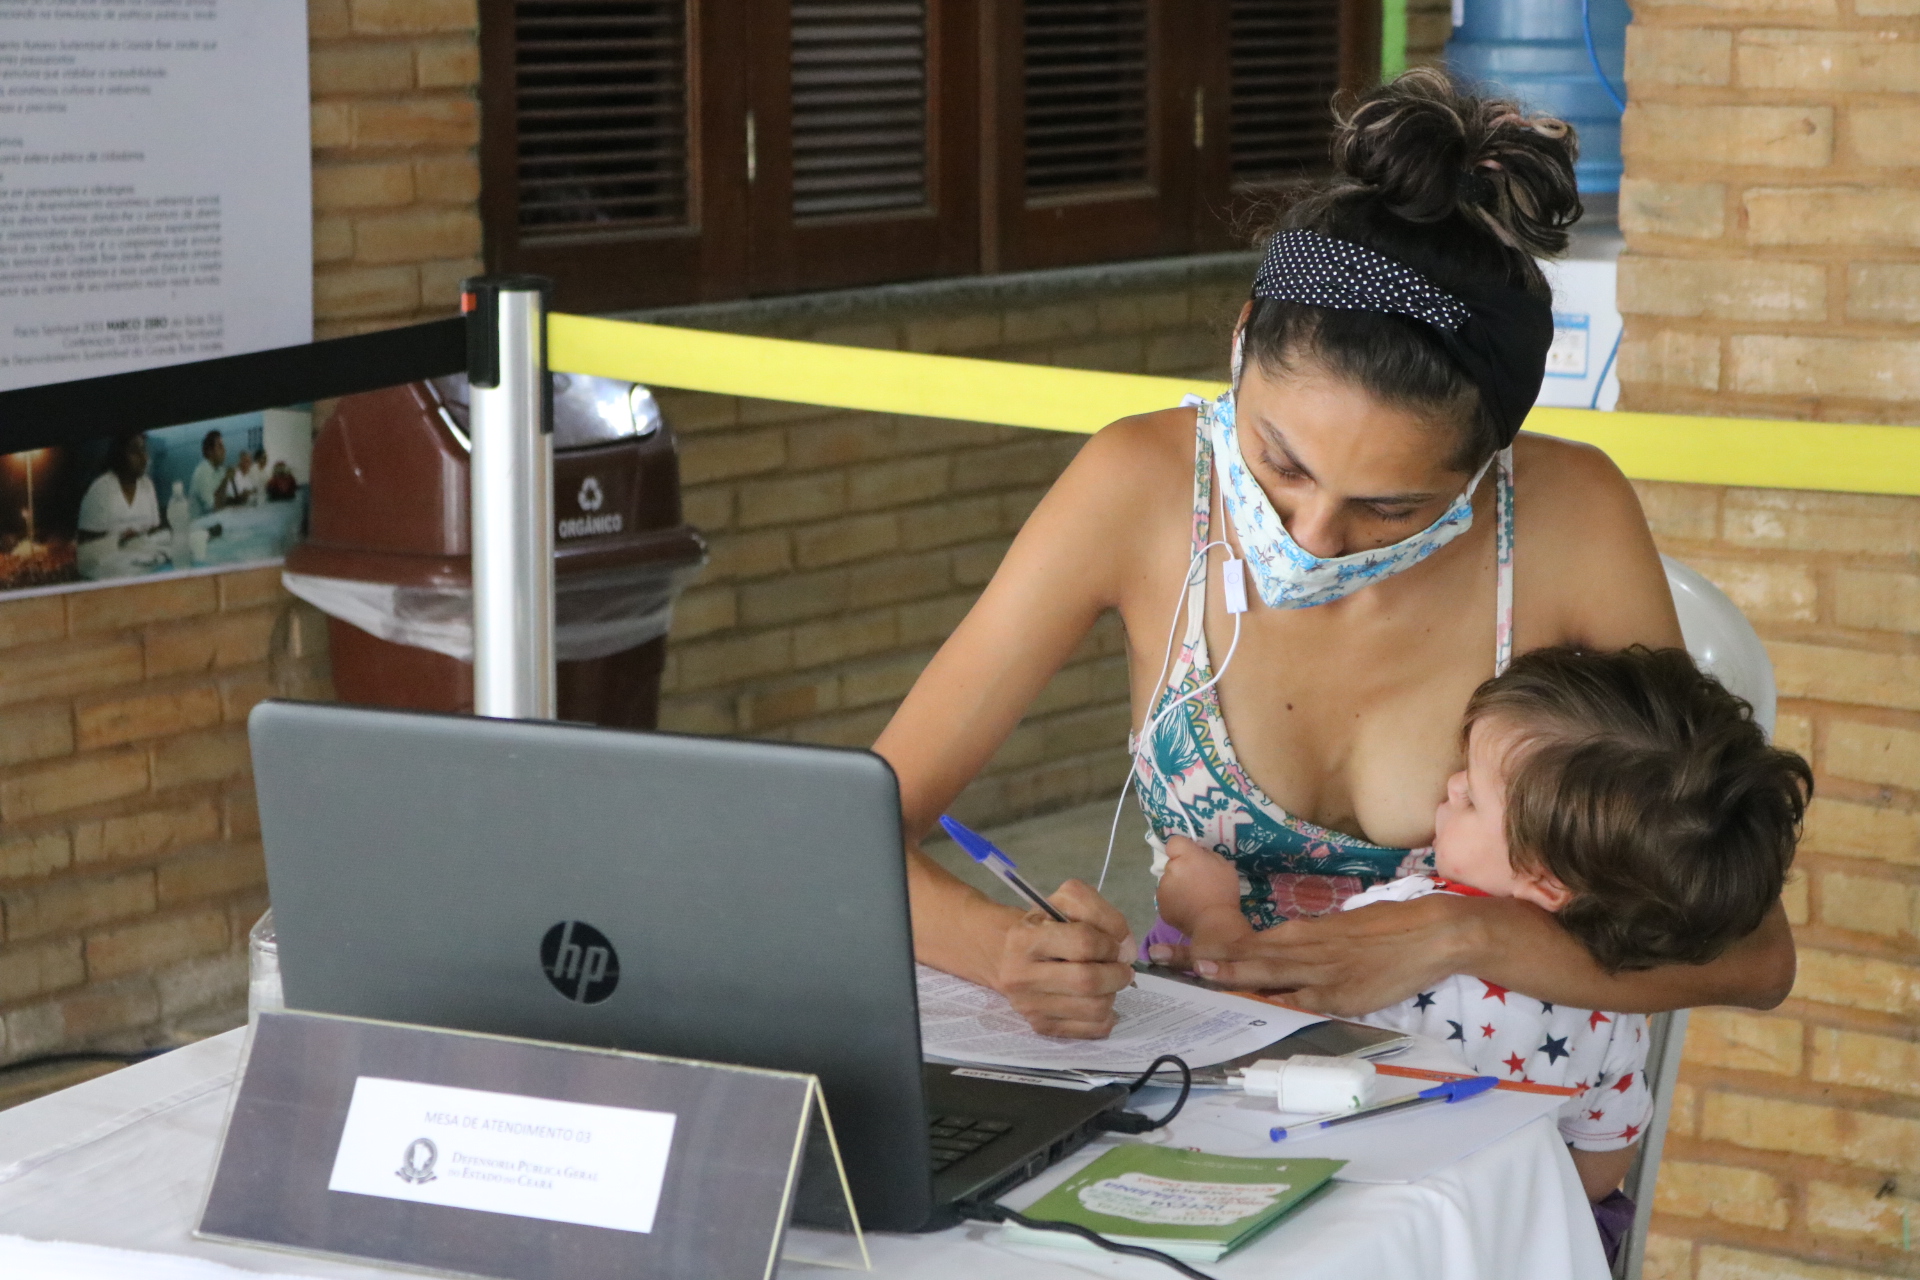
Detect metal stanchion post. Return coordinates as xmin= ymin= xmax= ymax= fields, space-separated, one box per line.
xmin=462 ymin=275 xmax=556 ymax=720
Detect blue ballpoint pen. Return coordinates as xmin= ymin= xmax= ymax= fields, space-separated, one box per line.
xmin=938 ymin=815 xmax=1070 ymax=923
xmin=1269 ymin=1075 xmax=1501 ymax=1141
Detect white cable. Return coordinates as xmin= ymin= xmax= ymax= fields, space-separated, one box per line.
xmin=1095 ymin=541 xmax=1215 ymax=893
xmin=1097 ymin=542 xmax=1244 ymax=892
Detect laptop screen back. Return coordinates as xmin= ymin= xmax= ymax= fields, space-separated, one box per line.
xmin=248 ymin=700 xmax=932 ymax=1230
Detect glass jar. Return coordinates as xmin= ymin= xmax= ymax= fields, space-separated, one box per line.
xmin=248 ymin=909 xmax=284 ymax=1020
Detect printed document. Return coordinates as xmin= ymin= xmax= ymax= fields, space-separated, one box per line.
xmin=917 ymin=965 xmax=1324 ymax=1075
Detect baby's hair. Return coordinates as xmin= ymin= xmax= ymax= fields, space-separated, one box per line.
xmin=1463 ymin=646 xmax=1811 ymax=973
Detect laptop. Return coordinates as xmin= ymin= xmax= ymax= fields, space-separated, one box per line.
xmin=249 ymin=700 xmax=1128 ymax=1233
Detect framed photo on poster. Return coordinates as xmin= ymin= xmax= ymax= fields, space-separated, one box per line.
xmin=0 ymin=406 xmax=312 ymax=599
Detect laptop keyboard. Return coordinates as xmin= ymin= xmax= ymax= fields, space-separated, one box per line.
xmin=927 ymin=1114 xmax=1014 ymax=1171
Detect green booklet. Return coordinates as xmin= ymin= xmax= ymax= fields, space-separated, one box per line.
xmin=1003 ymin=1145 xmax=1345 ymax=1263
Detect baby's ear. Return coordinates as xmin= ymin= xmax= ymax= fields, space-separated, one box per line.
xmin=1512 ymin=867 xmax=1572 ymax=913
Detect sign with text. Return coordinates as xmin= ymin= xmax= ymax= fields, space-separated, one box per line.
xmin=327 ymin=1077 xmax=677 ymax=1234
xmin=199 ymin=1011 xmax=866 ymax=1280
xmin=0 ymin=0 xmax=312 ymax=392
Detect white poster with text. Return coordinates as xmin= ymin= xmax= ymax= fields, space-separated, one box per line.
xmin=0 ymin=0 xmax=312 ymax=392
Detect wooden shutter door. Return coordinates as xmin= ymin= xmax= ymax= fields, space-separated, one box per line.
xmin=1228 ymin=0 xmax=1359 ymax=184
xmin=983 ymin=0 xmax=1197 ymax=272
xmin=481 ymin=0 xmax=751 ymax=311
xmin=1198 ymin=0 xmax=1379 ymax=244
xmin=743 ymin=0 xmax=979 ymax=295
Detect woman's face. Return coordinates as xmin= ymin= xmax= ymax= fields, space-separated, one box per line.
xmin=1232 ymin=351 xmax=1473 ymax=560
xmin=112 ymin=436 xmax=148 ymax=483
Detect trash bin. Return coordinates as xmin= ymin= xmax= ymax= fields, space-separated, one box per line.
xmin=282 ymin=373 xmax=706 ymax=728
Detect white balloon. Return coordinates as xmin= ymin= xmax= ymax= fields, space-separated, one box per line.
xmin=1663 ymin=555 xmax=1777 ymax=738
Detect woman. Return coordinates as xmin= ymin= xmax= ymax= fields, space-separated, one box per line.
xmin=873 ymin=71 xmax=1794 ymax=1039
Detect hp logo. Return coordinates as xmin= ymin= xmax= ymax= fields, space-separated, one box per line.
xmin=540 ymin=921 xmax=620 ymax=1004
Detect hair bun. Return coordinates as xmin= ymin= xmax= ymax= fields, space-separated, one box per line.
xmin=1331 ymin=68 xmax=1582 ymax=259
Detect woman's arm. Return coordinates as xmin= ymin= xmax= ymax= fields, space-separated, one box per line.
xmin=1169 ymin=893 xmax=1795 ymax=1016
xmin=876 ymin=410 xmax=1193 ymax=1036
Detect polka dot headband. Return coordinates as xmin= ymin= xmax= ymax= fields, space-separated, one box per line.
xmin=1249 ymin=229 xmax=1555 ymax=447
xmin=1253 ymin=231 xmax=1472 ymax=331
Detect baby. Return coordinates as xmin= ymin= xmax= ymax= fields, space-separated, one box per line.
xmin=1157 ymin=646 xmax=1811 ymax=1206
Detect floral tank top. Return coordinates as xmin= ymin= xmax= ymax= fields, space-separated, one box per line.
xmin=1131 ymin=402 xmax=1516 ymax=931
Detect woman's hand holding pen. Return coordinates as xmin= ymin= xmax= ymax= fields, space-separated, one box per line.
xmin=995 ymin=879 xmax=1135 ymax=1040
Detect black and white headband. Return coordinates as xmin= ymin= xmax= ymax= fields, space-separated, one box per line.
xmin=1250 ymin=230 xmax=1554 ymax=448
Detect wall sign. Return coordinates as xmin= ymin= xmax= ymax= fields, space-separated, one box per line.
xmin=0 ymin=0 xmax=312 ymax=392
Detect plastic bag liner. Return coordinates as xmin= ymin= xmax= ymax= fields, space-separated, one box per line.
xmin=282 ymin=559 xmax=705 ymax=664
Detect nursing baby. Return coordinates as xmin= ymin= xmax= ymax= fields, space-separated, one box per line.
xmin=1155 ymin=646 xmax=1810 ymax=1231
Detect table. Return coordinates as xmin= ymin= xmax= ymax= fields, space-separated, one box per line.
xmin=0 ymin=1029 xmax=1608 ymax=1280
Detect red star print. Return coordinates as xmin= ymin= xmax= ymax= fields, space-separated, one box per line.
xmin=1502 ymin=1052 xmax=1527 ymax=1075
xmin=1481 ymin=982 xmax=1510 ymax=1003
xmin=1621 ymin=1124 xmax=1641 ymax=1141
xmin=1613 ymin=1072 xmax=1635 ymax=1093
xmin=1587 ymin=1109 xmax=1605 ymax=1122
xmin=1587 ymin=1010 xmax=1611 ymax=1031
xmin=1573 ymin=1081 xmax=1589 ymax=1093
xmin=1481 ymin=1023 xmax=1497 ymax=1038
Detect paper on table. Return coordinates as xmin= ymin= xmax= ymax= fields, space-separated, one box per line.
xmin=916 ymin=965 xmax=1324 ymax=1075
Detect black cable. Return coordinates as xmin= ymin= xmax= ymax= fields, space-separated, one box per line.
xmin=1097 ymin=1053 xmax=1193 ymax=1134
xmin=957 ymin=1200 xmax=1218 ymax=1280
xmin=957 ymin=1055 xmax=1207 ymax=1278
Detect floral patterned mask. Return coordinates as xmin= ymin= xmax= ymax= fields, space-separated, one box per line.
xmin=1205 ymin=388 xmax=1491 ymax=610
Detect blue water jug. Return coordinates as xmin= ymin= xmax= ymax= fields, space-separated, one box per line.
xmin=1445 ymin=0 xmax=1630 ymax=193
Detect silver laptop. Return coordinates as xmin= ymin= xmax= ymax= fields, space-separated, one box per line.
xmin=249 ymin=700 xmax=1126 ymax=1232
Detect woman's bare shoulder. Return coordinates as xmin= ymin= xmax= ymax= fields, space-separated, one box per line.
xmin=1080 ymin=405 xmax=1197 ymax=476
xmin=1510 ymin=432 xmax=1653 ymax=540
xmin=1049 ymin=405 xmax=1198 ymax=520
xmin=1510 ymin=432 xmax=1681 ymax=649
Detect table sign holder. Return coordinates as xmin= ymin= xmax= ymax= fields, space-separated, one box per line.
xmin=197 ymin=1010 xmax=868 ymax=1280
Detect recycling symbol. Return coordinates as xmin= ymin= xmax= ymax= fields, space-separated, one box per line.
xmin=577 ymin=476 xmax=604 ymax=512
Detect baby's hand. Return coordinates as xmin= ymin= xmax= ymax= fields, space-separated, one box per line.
xmin=1158 ymin=836 xmax=1254 ymax=946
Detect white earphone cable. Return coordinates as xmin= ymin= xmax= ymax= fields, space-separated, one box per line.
xmin=1097 ymin=539 xmax=1246 ymax=892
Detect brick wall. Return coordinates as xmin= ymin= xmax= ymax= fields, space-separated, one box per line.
xmin=638 ymin=257 xmax=1245 ymax=826
xmin=0 ymin=573 xmax=332 ymax=1063
xmin=1617 ymin=5 xmax=1920 ymax=1277
xmin=1406 ymin=0 xmax=1454 ymax=68
xmin=308 ymin=0 xmax=481 ymax=340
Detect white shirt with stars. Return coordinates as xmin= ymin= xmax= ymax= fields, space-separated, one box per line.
xmin=1342 ymin=876 xmax=1654 ymax=1152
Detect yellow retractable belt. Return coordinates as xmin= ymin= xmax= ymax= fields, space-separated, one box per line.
xmin=549 ymin=312 xmax=1920 ymax=498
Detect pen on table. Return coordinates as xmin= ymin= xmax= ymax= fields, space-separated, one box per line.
xmin=1269 ymin=1075 xmax=1500 ymax=1141
xmin=938 ymin=815 xmax=1070 ymax=923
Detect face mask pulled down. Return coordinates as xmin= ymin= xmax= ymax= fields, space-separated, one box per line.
xmin=1205 ymin=389 xmax=1493 ymax=610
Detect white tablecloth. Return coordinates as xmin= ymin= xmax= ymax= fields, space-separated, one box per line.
xmin=0 ymin=1030 xmax=1607 ymax=1280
